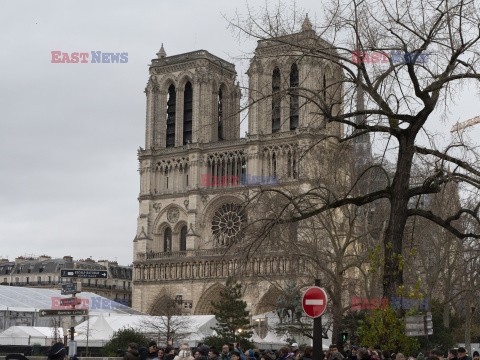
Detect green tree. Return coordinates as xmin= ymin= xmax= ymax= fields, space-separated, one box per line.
xmin=101 ymin=327 xmax=150 ymax=357
xmin=358 ymin=306 xmax=419 ymax=354
xmin=203 ymin=281 xmax=253 ymax=349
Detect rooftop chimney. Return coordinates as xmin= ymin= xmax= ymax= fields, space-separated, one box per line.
xmin=15 ymin=257 xmax=26 ymax=265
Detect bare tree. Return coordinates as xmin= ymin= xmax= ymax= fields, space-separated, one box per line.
xmin=228 ymin=0 xmax=480 ymax=300
xmin=142 ymin=294 xmax=190 ymax=346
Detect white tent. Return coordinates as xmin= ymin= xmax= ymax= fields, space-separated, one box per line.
xmin=251 ymin=311 xmax=333 ymax=350
xmin=74 ymin=314 xmax=218 ymax=347
xmin=0 ymin=326 xmax=64 ymax=346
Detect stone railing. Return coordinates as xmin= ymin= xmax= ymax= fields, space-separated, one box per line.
xmin=133 ymin=251 xmax=306 ymax=282
xmin=136 ymin=247 xmax=242 ymax=261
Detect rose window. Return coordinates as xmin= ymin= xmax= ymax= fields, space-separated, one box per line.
xmin=211 ymin=203 xmax=246 ymax=245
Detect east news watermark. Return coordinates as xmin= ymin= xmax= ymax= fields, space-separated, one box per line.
xmin=351 ymin=297 xmax=429 ymax=310
xmin=51 ymin=51 xmax=128 ymax=63
xmin=51 ymin=297 xmax=129 ymax=310
xmin=201 ymin=174 xmax=279 ymax=187
xmin=351 ymin=51 xmax=429 ymax=64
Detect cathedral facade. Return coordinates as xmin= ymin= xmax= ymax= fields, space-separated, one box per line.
xmin=132 ymin=17 xmax=346 ymax=315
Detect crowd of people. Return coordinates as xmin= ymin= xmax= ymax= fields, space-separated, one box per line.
xmin=122 ymin=342 xmax=480 ymax=360
xmin=5 ymin=340 xmax=478 ymax=360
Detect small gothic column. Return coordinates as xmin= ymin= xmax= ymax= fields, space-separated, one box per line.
xmin=145 ymin=85 xmax=154 ymax=149
xmin=175 ymin=88 xmax=184 ymax=146
xmin=157 ymin=90 xmax=167 ymax=148
xmin=192 ymin=80 xmax=201 ymax=143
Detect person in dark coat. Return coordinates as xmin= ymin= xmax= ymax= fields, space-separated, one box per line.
xmin=448 ymin=349 xmax=459 ymax=360
xmin=350 ymin=347 xmax=359 ymax=360
xmin=300 ymin=346 xmax=313 ymax=360
xmin=147 ymin=342 xmax=158 ymax=360
xmin=139 ymin=347 xmax=150 ymax=360
xmin=165 ymin=347 xmax=176 ymax=360
xmin=46 ymin=342 xmax=67 ymax=360
xmin=458 ymin=348 xmax=472 ymax=360
xmin=125 ymin=343 xmax=141 ymax=360
xmin=221 ymin=345 xmax=231 ymax=360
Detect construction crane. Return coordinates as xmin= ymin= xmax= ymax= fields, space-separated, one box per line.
xmin=450 ymin=115 xmax=480 ymax=132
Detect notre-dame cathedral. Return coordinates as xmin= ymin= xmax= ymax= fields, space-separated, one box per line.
xmin=132 ymin=16 xmax=350 ymax=316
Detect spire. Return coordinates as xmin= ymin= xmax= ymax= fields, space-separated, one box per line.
xmin=157 ymin=43 xmax=166 ymax=59
xmin=302 ymin=14 xmax=313 ymax=32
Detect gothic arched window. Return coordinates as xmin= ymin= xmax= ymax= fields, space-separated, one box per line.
xmin=272 ymin=67 xmax=281 ymax=133
xmin=166 ymin=85 xmax=176 ymax=148
xmin=183 ymin=81 xmax=193 ymax=145
xmin=289 ymin=64 xmax=299 ymax=130
xmin=180 ymin=225 xmax=187 ymax=251
xmin=164 ymin=227 xmax=172 ymax=252
xmin=218 ymin=88 xmax=224 ymax=141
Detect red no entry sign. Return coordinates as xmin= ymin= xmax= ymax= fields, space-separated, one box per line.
xmin=302 ymin=286 xmax=328 ymax=318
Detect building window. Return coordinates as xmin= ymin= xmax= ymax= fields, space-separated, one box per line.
xmin=164 ymin=227 xmax=172 ymax=252
xmin=272 ymin=67 xmax=281 ymax=133
xmin=218 ymin=88 xmax=224 ymax=141
xmin=180 ymin=225 xmax=187 ymax=251
xmin=183 ymin=81 xmax=193 ymax=145
xmin=166 ymin=84 xmax=176 ymax=148
xmin=290 ymin=64 xmax=299 ymax=130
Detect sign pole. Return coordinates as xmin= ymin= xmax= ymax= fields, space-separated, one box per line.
xmin=71 ymin=263 xmax=76 ymax=342
xmin=313 ymin=279 xmax=322 ymax=360
xmin=69 ymin=263 xmax=77 ymax=359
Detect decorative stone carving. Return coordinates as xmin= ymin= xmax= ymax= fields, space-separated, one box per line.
xmin=167 ymin=207 xmax=180 ymax=223
xmin=201 ymin=194 xmax=209 ymax=205
xmin=184 ymin=199 xmax=189 ymax=209
xmin=153 ymin=202 xmax=162 ymax=211
xmin=211 ymin=203 xmax=246 ymax=246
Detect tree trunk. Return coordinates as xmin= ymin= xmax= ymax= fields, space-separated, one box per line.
xmin=465 ymin=292 xmax=472 ymax=354
xmin=443 ymin=301 xmax=450 ymax=328
xmin=383 ymin=136 xmax=415 ymax=299
xmin=332 ymin=275 xmax=344 ymax=350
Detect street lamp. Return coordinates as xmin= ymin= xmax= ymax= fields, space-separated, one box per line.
xmin=234 ymin=328 xmax=243 ymax=343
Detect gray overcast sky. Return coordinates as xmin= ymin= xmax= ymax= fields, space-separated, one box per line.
xmin=0 ymin=0 xmax=478 ymax=266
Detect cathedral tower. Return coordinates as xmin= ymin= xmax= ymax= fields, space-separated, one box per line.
xmin=132 ymin=20 xmax=348 ymax=316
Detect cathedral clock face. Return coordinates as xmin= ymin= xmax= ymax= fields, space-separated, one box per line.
xmin=211 ymin=203 xmax=246 ymax=245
